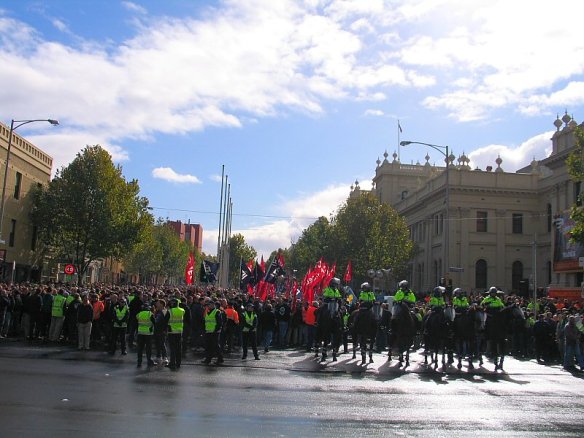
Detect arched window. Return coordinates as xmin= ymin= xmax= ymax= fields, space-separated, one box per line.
xmin=475 ymin=259 xmax=487 ymax=290
xmin=512 ymin=261 xmax=523 ymax=292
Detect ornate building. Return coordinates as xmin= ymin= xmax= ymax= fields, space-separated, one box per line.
xmin=0 ymin=121 xmax=53 ymax=282
xmin=352 ymin=113 xmax=583 ymax=299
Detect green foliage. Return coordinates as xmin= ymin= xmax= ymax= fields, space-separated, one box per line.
xmin=287 ymin=217 xmax=332 ymax=274
xmin=123 ymin=220 xmax=200 ymax=284
xmin=567 ymin=127 xmax=584 ymax=244
xmin=31 ymin=145 xmax=151 ymax=284
xmin=286 ymin=192 xmax=413 ymax=285
xmin=228 ymin=233 xmax=257 ymax=286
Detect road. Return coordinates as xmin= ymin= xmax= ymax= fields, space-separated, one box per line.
xmin=1 ymin=341 xmax=583 ymax=437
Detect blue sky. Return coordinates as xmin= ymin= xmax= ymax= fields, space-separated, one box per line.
xmin=2 ymin=0 xmax=584 ymax=258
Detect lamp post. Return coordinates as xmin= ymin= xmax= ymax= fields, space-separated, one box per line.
xmin=0 ymin=118 xmax=59 ymax=244
xmin=400 ymin=140 xmax=451 ymax=281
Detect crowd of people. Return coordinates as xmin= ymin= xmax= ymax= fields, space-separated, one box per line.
xmin=0 ymin=280 xmax=583 ymax=372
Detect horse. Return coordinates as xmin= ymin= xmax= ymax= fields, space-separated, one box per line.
xmin=388 ymin=301 xmax=416 ymax=367
xmin=423 ymin=306 xmax=455 ymax=369
xmin=453 ymin=307 xmax=481 ymax=369
xmin=351 ymin=304 xmax=379 ymax=364
xmin=315 ymin=300 xmax=342 ymax=362
xmin=484 ymin=304 xmax=525 ymax=371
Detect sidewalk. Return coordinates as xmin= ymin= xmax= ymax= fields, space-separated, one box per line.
xmin=0 ymin=337 xmax=572 ymax=377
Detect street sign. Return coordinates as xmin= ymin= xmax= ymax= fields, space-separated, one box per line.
xmin=449 ymin=267 xmax=464 ymax=272
xmin=64 ymin=264 xmax=75 ymax=275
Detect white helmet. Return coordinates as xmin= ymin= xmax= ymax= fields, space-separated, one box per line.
xmin=360 ymin=282 xmax=371 ymax=291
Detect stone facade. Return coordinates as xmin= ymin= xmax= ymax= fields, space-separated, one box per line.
xmin=352 ymin=113 xmax=583 ymax=297
xmin=0 ymin=121 xmax=53 ymax=282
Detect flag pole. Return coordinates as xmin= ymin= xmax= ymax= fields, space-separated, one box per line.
xmin=238 ymin=255 xmax=243 ymax=291
xmin=217 ymin=165 xmax=225 ymax=257
xmin=397 ymin=119 xmax=401 ymax=162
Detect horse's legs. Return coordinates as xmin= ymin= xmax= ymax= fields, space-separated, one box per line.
xmin=405 ymin=348 xmax=410 ymax=368
xmin=352 ymin=334 xmax=357 ymax=360
xmin=456 ymin=339 xmax=463 ymax=369
xmin=368 ymin=339 xmax=374 ymax=363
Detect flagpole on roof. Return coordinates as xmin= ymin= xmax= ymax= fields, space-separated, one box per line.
xmin=397 ymin=119 xmax=402 ymax=162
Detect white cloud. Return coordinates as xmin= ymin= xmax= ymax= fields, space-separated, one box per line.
xmin=201 ymin=182 xmax=354 ymax=258
xmin=122 ymin=1 xmax=147 ymax=15
xmin=364 ymin=109 xmax=384 ymax=117
xmin=152 ymin=167 xmax=202 ymax=184
xmin=26 ymin=130 xmax=128 ymax=176
xmin=0 ymin=0 xmax=582 ymax=170
xmin=209 ymin=174 xmax=223 ymax=183
xmin=467 ymin=131 xmax=554 ymax=173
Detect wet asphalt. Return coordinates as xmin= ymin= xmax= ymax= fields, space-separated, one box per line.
xmin=1 ymin=340 xmax=583 ymax=437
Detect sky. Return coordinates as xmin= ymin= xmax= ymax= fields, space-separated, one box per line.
xmin=2 ymin=0 xmax=584 ymax=259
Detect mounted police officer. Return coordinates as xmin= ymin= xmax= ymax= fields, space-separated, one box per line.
xmin=481 ymin=287 xmax=505 ymax=313
xmin=358 ymin=282 xmax=375 ymax=309
xmin=452 ymin=288 xmax=470 ymax=311
xmin=429 ymin=286 xmax=446 ymax=311
xmin=317 ymin=277 xmax=343 ymax=362
xmin=394 ymin=280 xmax=416 ymax=307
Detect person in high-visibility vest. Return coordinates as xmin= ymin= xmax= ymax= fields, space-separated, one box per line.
xmin=203 ymin=301 xmax=224 ymax=365
xmin=136 ymin=304 xmax=155 ymax=368
xmin=167 ymin=298 xmax=185 ymax=370
xmin=241 ymin=303 xmax=260 ymax=360
xmin=49 ymin=289 xmax=67 ymax=342
xmin=109 ymin=298 xmax=129 ymax=355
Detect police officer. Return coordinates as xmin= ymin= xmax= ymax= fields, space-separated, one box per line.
xmin=323 ymin=278 xmax=342 ymax=300
xmin=429 ymin=286 xmax=446 ymax=309
xmin=241 ymin=302 xmax=260 ymax=360
xmin=394 ymin=280 xmax=416 ymax=306
xmin=167 ymin=298 xmax=185 ymax=370
xmin=358 ymin=282 xmax=375 ymax=309
xmin=480 ymin=287 xmax=505 ymax=312
xmin=452 ymin=288 xmax=470 ymax=310
xmin=203 ymin=301 xmax=224 ymax=365
xmin=136 ymin=303 xmax=155 ymax=368
xmin=109 ymin=298 xmax=129 ymax=355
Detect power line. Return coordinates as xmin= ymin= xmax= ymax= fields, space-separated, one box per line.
xmin=149 ymin=206 xmax=321 ymax=221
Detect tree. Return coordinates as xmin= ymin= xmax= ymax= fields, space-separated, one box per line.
xmin=31 ymin=145 xmax=151 ymax=284
xmin=286 ymin=192 xmax=413 ymax=286
xmin=228 ymin=233 xmax=257 ymax=287
xmin=154 ymin=222 xmax=192 ymax=282
xmin=566 ymin=126 xmax=584 ymax=244
xmin=123 ymin=222 xmax=162 ymax=284
xmin=287 ymin=217 xmax=332 ymax=274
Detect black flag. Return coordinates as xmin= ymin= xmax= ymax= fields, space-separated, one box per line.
xmin=263 ymin=256 xmax=284 ymax=284
xmin=240 ymin=261 xmax=253 ymax=289
xmin=199 ymin=259 xmax=219 ymax=283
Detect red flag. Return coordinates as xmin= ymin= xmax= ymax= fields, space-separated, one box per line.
xmin=185 ymin=252 xmax=195 ymax=285
xmin=344 ymin=260 xmax=352 ymax=283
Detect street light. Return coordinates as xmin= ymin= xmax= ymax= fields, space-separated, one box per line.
xmin=400 ymin=140 xmax=451 ymax=281
xmin=0 ymin=118 xmax=59 ymax=243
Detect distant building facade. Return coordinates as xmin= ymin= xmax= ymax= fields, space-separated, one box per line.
xmin=167 ymin=220 xmax=203 ymax=253
xmin=0 ymin=121 xmax=53 ymax=282
xmin=352 ymin=113 xmax=583 ymax=300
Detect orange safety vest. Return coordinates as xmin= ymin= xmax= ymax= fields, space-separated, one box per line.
xmin=304 ymin=306 xmax=316 ymax=326
xmin=225 ymin=308 xmax=240 ymax=324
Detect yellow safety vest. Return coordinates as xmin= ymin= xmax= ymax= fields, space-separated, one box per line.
xmin=137 ymin=310 xmax=153 ymax=335
xmin=205 ymin=309 xmax=218 ymax=333
xmin=168 ymin=307 xmax=185 ymax=333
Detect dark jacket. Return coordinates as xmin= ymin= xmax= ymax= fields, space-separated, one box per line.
xmin=259 ymin=309 xmax=276 ymax=331
xmin=77 ymin=303 xmax=93 ymax=324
